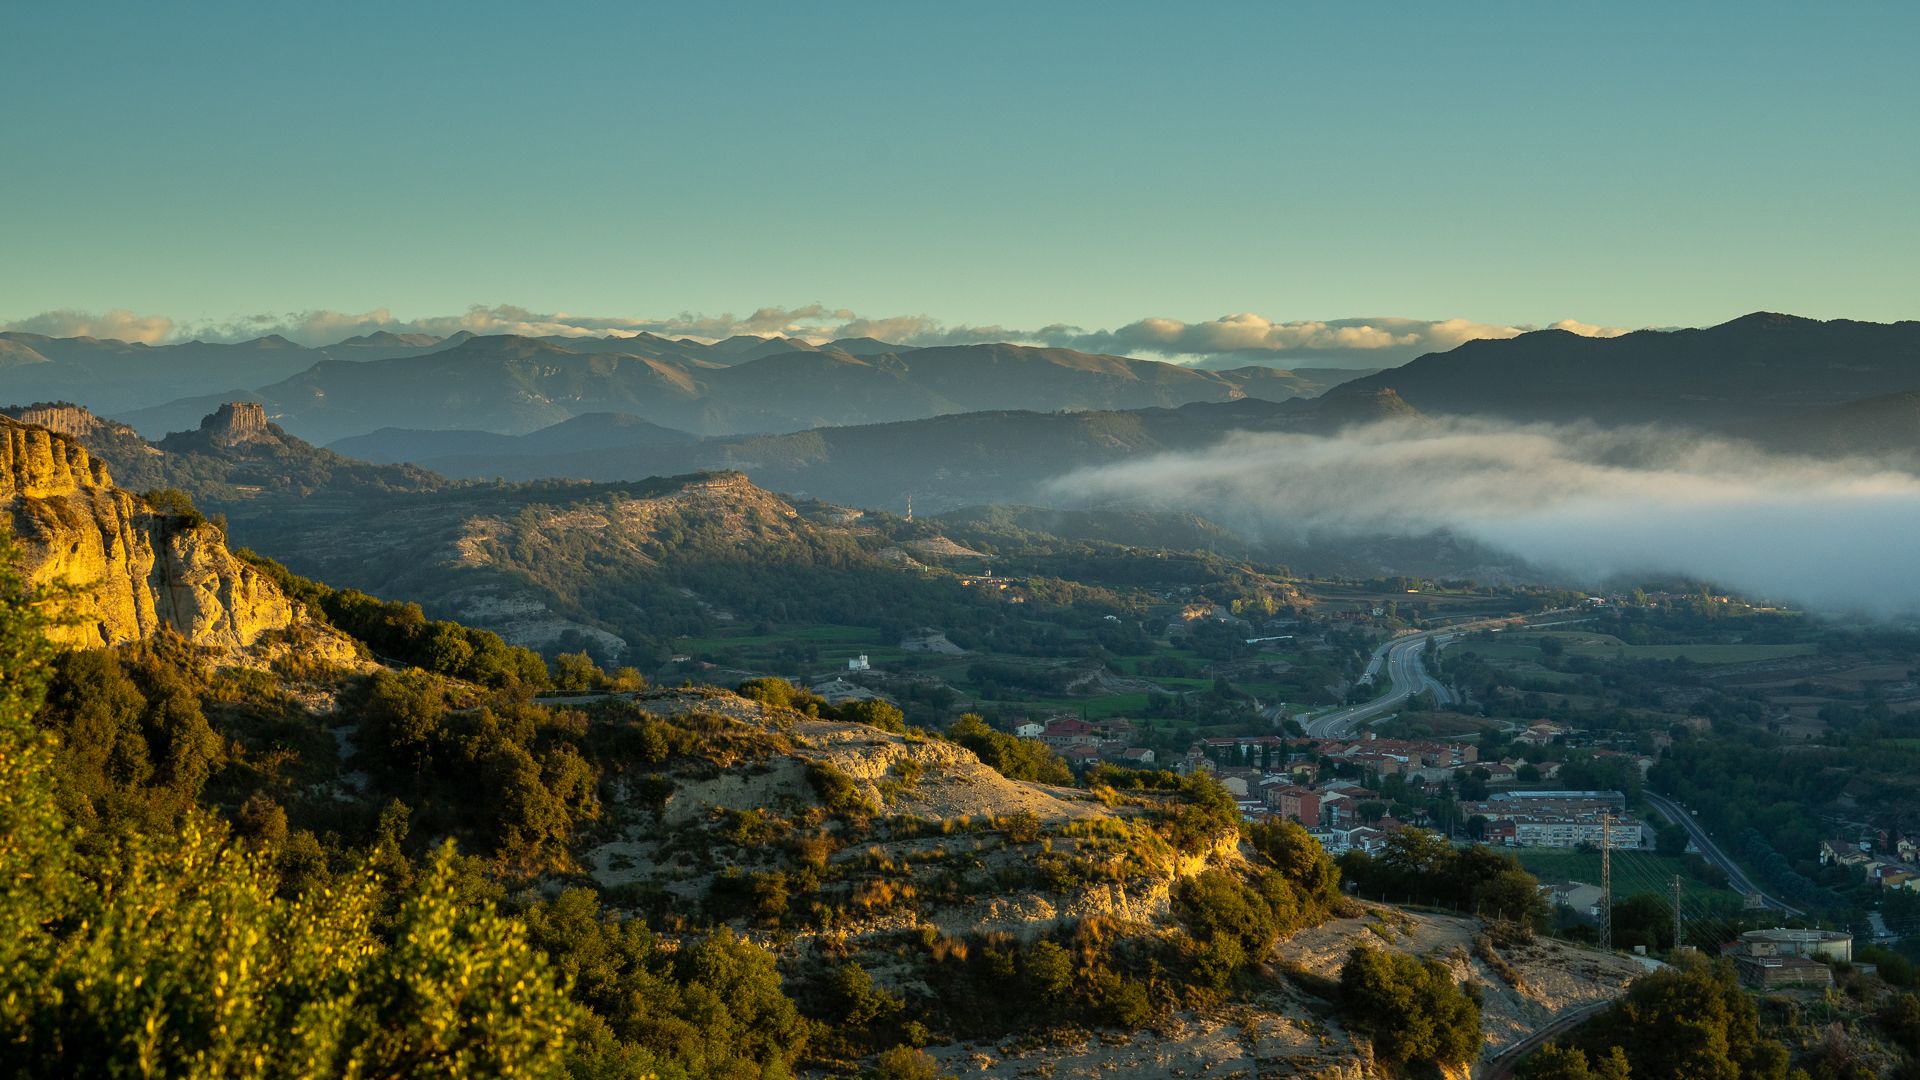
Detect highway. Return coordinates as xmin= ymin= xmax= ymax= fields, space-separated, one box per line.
xmin=1305 ymin=626 xmax=1463 ymax=738
xmin=1642 ymin=791 xmax=1801 ymax=916
xmin=1302 ymin=609 xmax=1584 ymax=739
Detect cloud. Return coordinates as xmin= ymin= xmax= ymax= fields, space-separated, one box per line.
xmin=1033 ymin=314 xmax=1632 ymax=368
xmin=1549 ymin=318 xmax=1631 ymax=339
xmin=1043 ymin=418 xmax=1920 ymax=616
xmin=1 ymin=303 xmax=1633 ymax=367
xmin=0 ymin=308 xmax=177 ymax=344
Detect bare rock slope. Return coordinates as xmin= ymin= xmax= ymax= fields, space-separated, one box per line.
xmin=1 ymin=415 xmax=353 ymax=659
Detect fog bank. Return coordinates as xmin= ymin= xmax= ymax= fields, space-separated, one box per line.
xmin=1043 ymin=419 xmax=1920 ymax=615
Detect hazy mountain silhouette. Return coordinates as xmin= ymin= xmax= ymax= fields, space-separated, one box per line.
xmin=1738 ymin=389 xmax=1920 ymax=459
xmin=336 ymin=392 xmax=1419 ymax=512
xmin=111 ymin=335 xmax=1350 ymax=443
xmin=1335 ymin=312 xmax=1920 ymax=425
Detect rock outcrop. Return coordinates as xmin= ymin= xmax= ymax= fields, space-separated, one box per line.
xmin=198 ymin=401 xmax=277 ymax=447
xmin=3 ymin=402 xmax=125 ymax=442
xmin=2 ymin=415 xmax=353 ymax=658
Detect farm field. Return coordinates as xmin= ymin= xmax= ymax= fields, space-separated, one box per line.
xmin=1510 ymin=849 xmax=1742 ymax=907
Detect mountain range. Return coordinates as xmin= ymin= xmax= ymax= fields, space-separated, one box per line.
xmin=110 ymin=335 xmax=1360 ymax=444
xmin=331 ymin=390 xmax=1421 ymax=511
xmin=1336 ymin=312 xmax=1920 ymax=426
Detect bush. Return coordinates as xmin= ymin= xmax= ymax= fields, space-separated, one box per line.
xmin=1338 ymin=946 xmax=1481 ymax=1074
xmin=945 ymin=714 xmax=1072 ymax=784
xmin=840 ymin=699 xmax=907 ymax=733
xmin=141 ymin=487 xmax=207 ymax=528
xmin=808 ymin=761 xmax=876 ymax=817
xmin=867 ymin=1045 xmax=953 ymax=1080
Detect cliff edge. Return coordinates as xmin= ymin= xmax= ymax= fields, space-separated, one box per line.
xmin=2 ymin=415 xmax=354 ymax=658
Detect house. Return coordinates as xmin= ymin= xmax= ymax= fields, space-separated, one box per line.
xmin=1116 ymin=747 xmax=1156 ymax=766
xmin=1265 ymin=785 xmax=1322 ymax=826
xmin=1515 ymin=722 xmax=1570 ymax=747
xmin=1039 ymin=718 xmax=1101 ymax=748
xmin=1548 ymin=883 xmax=1606 ymax=918
xmin=1216 ymin=766 xmax=1263 ymax=791
xmin=1058 ymin=745 xmax=1101 ymax=767
xmin=847 ymin=655 xmax=871 ymax=672
xmin=1014 ymin=721 xmax=1046 ymax=739
xmin=1731 ymin=954 xmax=1833 ymax=989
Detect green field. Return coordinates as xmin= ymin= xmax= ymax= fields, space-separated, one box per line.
xmin=1563 ymin=643 xmax=1816 ymax=663
xmin=1020 ymin=692 xmax=1154 ymax=720
xmin=1511 ymin=848 xmax=1737 ymax=905
xmin=1454 ymin=635 xmax=1816 ymax=666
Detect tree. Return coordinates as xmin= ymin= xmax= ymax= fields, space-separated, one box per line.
xmin=361 ymin=669 xmax=448 ymax=777
xmin=1520 ymin=1044 xmax=1631 ymax=1080
xmin=2 ymin=822 xmax=580 ymax=1076
xmin=946 ymin=714 xmax=1072 ymax=784
xmin=1580 ymin=957 xmax=1788 ymax=1080
xmin=841 ymin=699 xmax=907 ymax=733
xmin=1023 ymin=939 xmax=1075 ymax=1006
xmin=1338 ymin=946 xmax=1482 ymax=1074
xmin=551 ymin=650 xmax=600 ymax=693
xmin=0 ymin=529 xmax=581 ymax=1076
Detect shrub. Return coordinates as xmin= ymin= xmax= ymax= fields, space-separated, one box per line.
xmin=808 ymin=761 xmax=876 ymax=817
xmin=1338 ymin=946 xmax=1481 ymax=1074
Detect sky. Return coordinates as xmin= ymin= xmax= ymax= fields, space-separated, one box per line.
xmin=3 ymin=2 xmax=1916 ymax=363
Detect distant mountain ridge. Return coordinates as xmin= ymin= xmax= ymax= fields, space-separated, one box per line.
xmin=0 ymin=331 xmax=462 ymax=416
xmin=334 ymin=390 xmax=1426 ymax=512
xmin=1336 ymin=312 xmax=1920 ymax=426
xmin=1738 ymin=389 xmax=1920 ymax=459
xmin=111 ymin=334 xmax=1355 ymax=443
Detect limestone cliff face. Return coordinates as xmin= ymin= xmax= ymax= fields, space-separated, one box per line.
xmin=2 ymin=416 xmax=350 ymax=657
xmin=199 ymin=401 xmax=276 ymax=447
xmin=2 ymin=403 xmax=130 ymax=442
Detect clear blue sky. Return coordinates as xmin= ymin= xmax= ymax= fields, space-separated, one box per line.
xmin=4 ymin=1 xmax=1916 ymax=336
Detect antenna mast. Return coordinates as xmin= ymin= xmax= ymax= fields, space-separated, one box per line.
xmin=1672 ymin=874 xmax=1685 ymax=952
xmin=1600 ymin=811 xmax=1613 ymax=951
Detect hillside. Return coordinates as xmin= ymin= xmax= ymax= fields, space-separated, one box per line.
xmin=331 ymin=410 xmax=699 ymax=465
xmin=1335 ymin=312 xmax=1920 ymax=426
xmin=0 ymin=414 xmax=354 ymax=658
xmin=220 ymin=470 xmax=952 ymax=661
xmin=333 ymin=394 xmax=1397 ymax=513
xmin=1738 ymin=389 xmax=1920 ymax=458
xmin=3 ymin=400 xmax=448 ymax=502
xmin=100 ymin=334 xmax=1349 ymax=443
xmin=0 ymin=412 xmax=1641 ymax=1080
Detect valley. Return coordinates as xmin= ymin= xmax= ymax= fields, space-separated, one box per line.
xmin=6 ymin=310 xmax=1920 ymax=1079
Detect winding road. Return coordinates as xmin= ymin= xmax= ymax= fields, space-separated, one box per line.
xmin=1305 ymin=627 xmax=1462 ymax=737
xmin=1478 ymin=1001 xmax=1612 ymax=1079
xmin=1303 ymin=609 xmax=1585 ymax=739
xmin=1642 ymin=791 xmax=1801 ymax=915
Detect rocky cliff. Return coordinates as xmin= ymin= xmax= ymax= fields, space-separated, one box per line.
xmin=196 ymin=400 xmax=277 ymax=447
xmin=4 ymin=401 xmax=128 ymax=441
xmin=2 ymin=415 xmax=353 ymax=658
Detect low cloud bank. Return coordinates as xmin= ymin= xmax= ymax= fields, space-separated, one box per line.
xmin=1043 ymin=419 xmax=1920 ymax=615
xmin=1 ymin=304 xmax=1629 ymax=366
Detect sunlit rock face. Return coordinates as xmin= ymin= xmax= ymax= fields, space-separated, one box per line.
xmin=1 ymin=415 xmax=345 ymax=656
